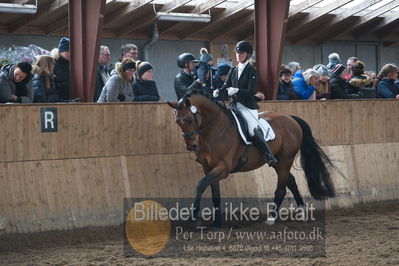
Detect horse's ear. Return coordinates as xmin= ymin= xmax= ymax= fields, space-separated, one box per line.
xmin=184 ymin=98 xmax=191 ymax=108
xmin=167 ymin=101 xmax=177 ymax=109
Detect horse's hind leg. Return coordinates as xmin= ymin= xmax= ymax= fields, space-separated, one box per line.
xmin=267 ymin=166 xmax=289 ymax=225
xmin=287 ymin=173 xmax=305 ymax=208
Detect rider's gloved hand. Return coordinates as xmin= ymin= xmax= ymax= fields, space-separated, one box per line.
xmin=213 ymin=89 xmax=219 ymax=98
xmin=227 ymin=87 xmax=239 ymax=96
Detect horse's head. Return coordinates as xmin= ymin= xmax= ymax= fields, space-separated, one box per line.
xmin=167 ymin=97 xmax=202 ymax=152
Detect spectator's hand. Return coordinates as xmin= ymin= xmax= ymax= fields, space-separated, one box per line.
xmin=255 ymin=91 xmax=265 ymax=100
xmin=213 ymin=90 xmax=219 ymax=98
xmin=227 ymin=87 xmax=239 ymax=96
xmin=117 ymin=94 xmax=126 ymax=101
xmin=10 ymin=94 xmax=18 ymax=101
xmin=396 ymin=94 xmax=399 ymax=100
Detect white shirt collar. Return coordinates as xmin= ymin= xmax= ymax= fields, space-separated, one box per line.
xmin=238 ymin=61 xmax=249 ymax=69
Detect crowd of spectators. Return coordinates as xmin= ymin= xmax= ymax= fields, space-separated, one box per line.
xmin=277 ymin=53 xmax=399 ymax=100
xmin=1 ymin=38 xmax=398 ymax=103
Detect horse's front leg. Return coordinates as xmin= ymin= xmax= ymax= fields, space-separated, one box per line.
xmin=210 ymin=182 xmax=222 ymax=227
xmin=192 ymin=167 xmax=227 ymax=227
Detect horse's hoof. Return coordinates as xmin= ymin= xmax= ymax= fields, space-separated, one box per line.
xmin=266 ymin=217 xmax=276 ymax=225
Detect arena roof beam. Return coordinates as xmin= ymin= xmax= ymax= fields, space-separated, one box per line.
xmin=45 ymin=15 xmax=68 ymax=34
xmin=210 ymin=12 xmax=254 ymax=40
xmin=287 ymin=0 xmax=353 ymax=34
xmin=377 ymin=17 xmax=399 ymax=38
xmin=104 ymin=0 xmax=153 ymax=28
xmin=369 ymin=11 xmax=399 ymax=32
xmin=8 ymin=0 xmax=68 ymax=33
xmin=290 ymin=0 xmax=382 ymax=44
xmin=288 ymin=0 xmax=324 ymax=17
xmin=178 ymin=0 xmax=253 ymax=40
xmin=314 ymin=0 xmax=399 ymax=44
xmin=117 ymin=0 xmax=191 ymax=37
xmin=159 ymin=0 xmax=226 ymax=35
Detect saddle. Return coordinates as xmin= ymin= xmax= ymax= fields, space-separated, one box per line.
xmin=227 ymin=104 xmax=275 ymax=146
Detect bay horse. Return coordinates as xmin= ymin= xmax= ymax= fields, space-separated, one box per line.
xmin=167 ymin=91 xmax=335 ymax=226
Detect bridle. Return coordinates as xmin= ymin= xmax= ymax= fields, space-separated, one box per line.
xmin=175 ymin=105 xmax=222 ymax=139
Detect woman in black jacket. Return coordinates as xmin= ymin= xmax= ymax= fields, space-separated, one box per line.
xmin=32 ymin=55 xmax=61 ymax=103
xmin=213 ymin=41 xmax=277 ymax=166
xmin=133 ymin=61 xmax=161 ymax=102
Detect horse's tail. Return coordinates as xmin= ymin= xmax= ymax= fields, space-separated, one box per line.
xmin=291 ymin=115 xmax=336 ymax=200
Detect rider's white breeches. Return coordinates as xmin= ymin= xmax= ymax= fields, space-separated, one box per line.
xmin=236 ymin=102 xmax=259 ymax=136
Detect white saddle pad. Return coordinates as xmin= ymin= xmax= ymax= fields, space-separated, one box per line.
xmin=230 ymin=111 xmax=276 ymax=145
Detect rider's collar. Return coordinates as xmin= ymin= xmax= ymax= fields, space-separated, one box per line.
xmin=238 ymin=61 xmax=249 ymax=69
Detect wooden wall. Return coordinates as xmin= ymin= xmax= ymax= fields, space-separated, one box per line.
xmin=0 ymin=100 xmax=398 ymax=233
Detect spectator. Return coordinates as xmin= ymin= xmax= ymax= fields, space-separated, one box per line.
xmin=32 ymin=55 xmax=60 ymax=103
xmin=196 ymin=47 xmax=214 ymax=95
xmin=375 ymin=64 xmax=399 ymax=99
xmin=174 ymin=52 xmax=202 ymax=100
xmin=0 ymin=61 xmax=33 ymax=103
xmin=313 ymin=64 xmax=331 ymax=99
xmin=330 ymin=64 xmax=347 ymax=99
xmin=365 ymin=71 xmax=377 ymax=88
xmin=94 ymin=45 xmax=111 ymax=102
xmin=330 ymin=64 xmax=362 ymax=99
xmin=277 ymin=64 xmax=297 ymax=100
xmin=133 ymin=61 xmax=160 ymax=102
xmin=293 ymin=68 xmax=319 ymax=100
xmin=214 ymin=63 xmax=231 ymax=89
xmin=345 ymin=56 xmax=358 ymax=80
xmin=347 ymin=61 xmax=369 ymax=96
xmin=326 ymin=53 xmax=341 ymax=71
xmin=54 ymin=37 xmax=70 ymax=101
xmin=288 ymin=61 xmax=301 ymax=77
xmin=97 ymin=57 xmax=135 ymax=102
xmin=120 ymin=43 xmax=138 ymax=61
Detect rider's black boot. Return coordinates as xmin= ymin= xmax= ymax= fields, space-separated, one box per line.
xmin=253 ymin=126 xmax=278 ymax=166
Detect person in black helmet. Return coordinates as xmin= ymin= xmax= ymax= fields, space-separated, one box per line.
xmin=174 ymin=52 xmax=202 ymax=100
xmin=213 ymin=41 xmax=277 ymax=166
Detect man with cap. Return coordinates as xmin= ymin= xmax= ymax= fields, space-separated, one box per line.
xmin=54 ymin=37 xmax=70 ymax=101
xmin=326 ymin=53 xmax=341 ymax=71
xmin=174 ymin=52 xmax=202 ymax=100
xmin=330 ymin=64 xmax=348 ymax=99
xmin=213 ymin=41 xmax=277 ymax=166
xmin=133 ymin=61 xmax=160 ymax=101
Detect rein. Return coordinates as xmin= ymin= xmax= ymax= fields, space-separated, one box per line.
xmin=175 ymin=105 xmax=222 ymax=139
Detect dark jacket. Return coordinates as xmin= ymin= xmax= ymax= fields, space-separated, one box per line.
xmin=33 ymin=74 xmax=61 ymax=103
xmin=330 ymin=73 xmax=362 ymax=99
xmin=277 ymin=79 xmax=297 ymax=100
xmin=94 ymin=64 xmax=109 ymax=102
xmin=174 ymin=70 xmax=201 ymax=100
xmin=347 ymin=74 xmax=370 ymax=94
xmin=377 ymin=79 xmax=399 ymax=98
xmin=0 ymin=64 xmax=33 ymax=103
xmin=293 ymin=70 xmax=315 ymax=100
xmin=223 ymin=63 xmax=259 ymax=109
xmin=54 ymin=56 xmax=70 ymax=100
xmin=133 ymin=80 xmax=160 ymax=102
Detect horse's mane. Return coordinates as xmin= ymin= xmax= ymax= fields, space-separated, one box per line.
xmin=178 ymin=89 xmax=228 ymax=112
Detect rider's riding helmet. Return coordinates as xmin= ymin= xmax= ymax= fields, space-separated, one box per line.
xmin=235 ymin=41 xmax=253 ymax=56
xmin=177 ymin=53 xmax=198 ymax=68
